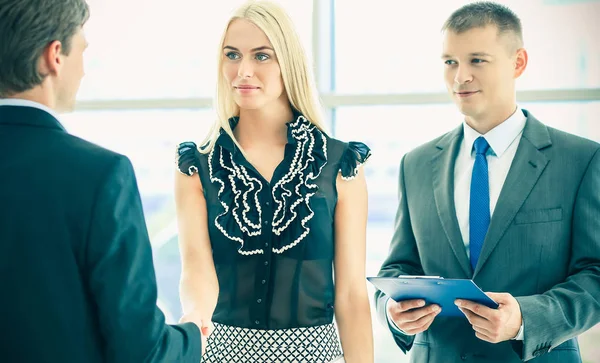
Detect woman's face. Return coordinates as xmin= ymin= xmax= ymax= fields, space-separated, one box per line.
xmin=222 ymin=19 xmax=286 ymax=111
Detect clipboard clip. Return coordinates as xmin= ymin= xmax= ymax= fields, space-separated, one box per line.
xmin=398 ymin=275 xmax=444 ymax=284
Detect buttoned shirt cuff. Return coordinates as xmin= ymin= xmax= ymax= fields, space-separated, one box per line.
xmin=512 ymin=323 xmax=524 ymax=340
xmin=385 ymin=297 xmax=415 ymax=336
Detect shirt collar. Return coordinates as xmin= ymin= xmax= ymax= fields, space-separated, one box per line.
xmin=0 ymin=98 xmax=62 ymax=121
xmin=462 ymin=106 xmax=526 ymax=157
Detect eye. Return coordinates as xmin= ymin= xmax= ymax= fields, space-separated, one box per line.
xmin=225 ymin=51 xmax=240 ymax=60
xmin=472 ymin=58 xmax=486 ymax=64
xmin=444 ymin=59 xmax=457 ymax=66
xmin=255 ymin=53 xmax=270 ymax=61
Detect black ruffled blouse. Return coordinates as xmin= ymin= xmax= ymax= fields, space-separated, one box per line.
xmin=176 ymin=114 xmax=371 ymax=330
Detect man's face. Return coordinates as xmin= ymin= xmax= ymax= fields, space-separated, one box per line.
xmin=55 ymin=27 xmax=87 ymax=112
xmin=442 ymin=25 xmax=524 ymax=123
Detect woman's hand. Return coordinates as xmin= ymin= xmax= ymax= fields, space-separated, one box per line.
xmin=180 ymin=312 xmax=215 ymax=354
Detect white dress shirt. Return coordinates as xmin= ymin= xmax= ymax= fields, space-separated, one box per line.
xmin=387 ymin=107 xmax=527 ymax=340
xmin=0 ymin=98 xmax=61 ymax=121
xmin=455 ymin=107 xmax=526 ymax=258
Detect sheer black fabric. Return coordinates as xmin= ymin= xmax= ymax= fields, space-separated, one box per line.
xmin=176 ymin=114 xmax=371 ymax=329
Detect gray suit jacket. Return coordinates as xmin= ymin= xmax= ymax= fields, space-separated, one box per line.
xmin=375 ymin=111 xmax=600 ymax=362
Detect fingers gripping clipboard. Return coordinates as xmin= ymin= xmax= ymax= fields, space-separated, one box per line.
xmin=368 ymin=276 xmax=499 ymax=317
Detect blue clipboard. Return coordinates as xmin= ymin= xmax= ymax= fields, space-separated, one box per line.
xmin=367 ymin=276 xmax=499 ymax=317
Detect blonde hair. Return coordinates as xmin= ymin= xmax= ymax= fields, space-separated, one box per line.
xmin=200 ymin=0 xmax=325 ymax=153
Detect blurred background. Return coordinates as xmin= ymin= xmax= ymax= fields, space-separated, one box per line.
xmin=64 ymin=0 xmax=600 ymax=361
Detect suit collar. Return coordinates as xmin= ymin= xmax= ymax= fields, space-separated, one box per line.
xmin=473 ymin=110 xmax=551 ymax=276
xmin=440 ymin=107 xmax=548 ymax=152
xmin=432 ymin=110 xmax=551 ymax=277
xmin=0 ymin=98 xmax=60 ymax=120
xmin=433 ymin=124 xmax=473 ymax=277
xmin=520 ymin=109 xmax=552 ymax=150
xmin=435 ymin=122 xmax=463 ymax=150
xmin=0 ymin=104 xmax=66 ymax=132
xmin=462 ymin=106 xmax=527 ymax=158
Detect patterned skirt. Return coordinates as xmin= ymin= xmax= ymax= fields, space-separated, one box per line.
xmin=201 ymin=322 xmax=343 ymax=363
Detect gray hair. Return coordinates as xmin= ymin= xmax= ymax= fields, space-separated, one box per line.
xmin=0 ymin=0 xmax=90 ymax=97
xmin=442 ymin=1 xmax=523 ymax=48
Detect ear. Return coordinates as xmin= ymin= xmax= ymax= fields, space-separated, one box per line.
xmin=39 ymin=40 xmax=64 ymax=76
xmin=513 ymin=48 xmax=528 ymax=78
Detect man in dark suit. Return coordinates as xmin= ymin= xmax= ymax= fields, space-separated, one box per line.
xmin=375 ymin=2 xmax=600 ymax=362
xmin=0 ymin=0 xmax=203 ymax=362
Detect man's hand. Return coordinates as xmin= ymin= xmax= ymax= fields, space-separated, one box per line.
xmin=387 ymin=299 xmax=441 ymax=335
xmin=180 ymin=313 xmax=214 ymax=354
xmin=455 ymin=292 xmax=522 ymax=343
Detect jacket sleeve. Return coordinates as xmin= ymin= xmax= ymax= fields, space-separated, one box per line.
xmin=85 ymin=154 xmax=201 ymax=363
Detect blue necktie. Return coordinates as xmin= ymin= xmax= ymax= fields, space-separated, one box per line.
xmin=469 ymin=137 xmax=491 ymax=270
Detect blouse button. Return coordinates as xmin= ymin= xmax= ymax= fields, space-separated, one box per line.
xmin=263 ymin=220 xmax=269 ymax=226
xmin=265 ymin=201 xmax=270 ymax=206
xmin=255 ymin=320 xmax=260 ymax=325
xmin=261 ymin=280 xmax=266 ymax=284
xmin=257 ymin=299 xmax=262 ymax=304
xmin=264 ymin=261 xmax=269 ymax=266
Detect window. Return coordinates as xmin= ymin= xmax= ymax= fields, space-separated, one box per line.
xmin=79 ymin=0 xmax=312 ymax=100
xmin=62 ymin=109 xmax=213 ymax=319
xmin=334 ymin=0 xmax=600 ymax=93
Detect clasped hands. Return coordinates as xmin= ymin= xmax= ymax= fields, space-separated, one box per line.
xmin=179 ymin=311 xmax=214 ymax=354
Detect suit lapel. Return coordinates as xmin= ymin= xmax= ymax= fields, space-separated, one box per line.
xmin=431 ymin=125 xmax=472 ymax=277
xmin=473 ymin=113 xmax=552 ymax=276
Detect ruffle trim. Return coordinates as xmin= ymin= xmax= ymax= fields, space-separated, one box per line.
xmin=176 ymin=141 xmax=201 ymax=176
xmin=339 ymin=141 xmax=372 ymax=180
xmin=205 ymin=115 xmax=328 ymax=255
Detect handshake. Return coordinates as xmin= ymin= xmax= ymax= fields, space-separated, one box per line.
xmin=180 ymin=312 xmax=214 ymax=355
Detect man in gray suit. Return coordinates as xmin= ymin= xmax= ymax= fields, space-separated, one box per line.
xmin=375 ymin=2 xmax=600 ymax=362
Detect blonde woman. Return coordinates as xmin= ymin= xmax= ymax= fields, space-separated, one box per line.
xmin=175 ymin=1 xmax=373 ymax=361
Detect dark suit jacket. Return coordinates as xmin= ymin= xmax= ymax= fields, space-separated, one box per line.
xmin=375 ymin=111 xmax=600 ymax=362
xmin=0 ymin=105 xmax=201 ymax=363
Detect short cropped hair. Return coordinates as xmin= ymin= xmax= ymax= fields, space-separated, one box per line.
xmin=442 ymin=1 xmax=523 ymax=50
xmin=0 ymin=0 xmax=90 ymax=96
